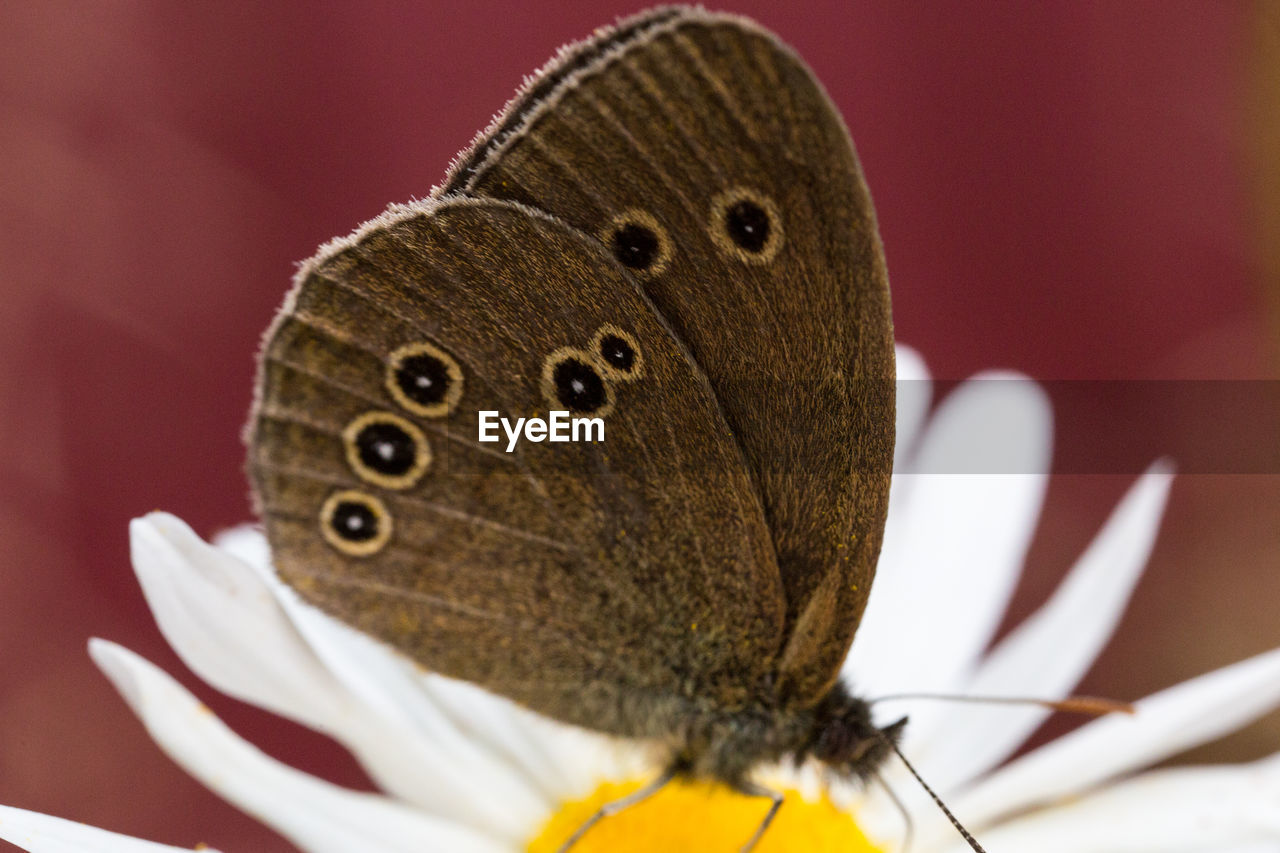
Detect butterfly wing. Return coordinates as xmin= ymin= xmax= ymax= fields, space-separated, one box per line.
xmin=445 ymin=8 xmax=895 ymax=703
xmin=249 ymin=197 xmax=785 ymax=735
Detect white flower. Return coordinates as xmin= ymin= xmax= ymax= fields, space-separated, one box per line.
xmin=3 ymin=346 xmax=1279 ymax=853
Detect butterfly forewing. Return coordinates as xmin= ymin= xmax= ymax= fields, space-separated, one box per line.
xmin=449 ymin=9 xmax=895 ymax=703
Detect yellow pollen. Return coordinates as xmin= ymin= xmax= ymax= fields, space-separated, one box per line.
xmin=528 ymin=778 xmax=884 ymax=853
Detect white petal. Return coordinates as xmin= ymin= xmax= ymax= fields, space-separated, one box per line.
xmin=88 ymin=640 xmax=511 ymax=853
xmin=905 ymin=461 xmax=1174 ymax=788
xmin=131 ymin=515 xmax=546 ymax=838
xmin=893 ymin=344 xmax=932 ymax=471
xmin=129 ymin=514 xmax=348 ymax=730
xmin=209 ymin=523 xmax=273 ymax=574
xmin=934 ymin=754 xmax=1280 ymax=853
xmin=951 ymin=645 xmax=1280 ymax=836
xmin=846 ymin=374 xmax=1052 ymax=731
xmin=0 ymin=805 xmax=215 ymax=853
xmin=409 ymin=674 xmax=652 ymax=801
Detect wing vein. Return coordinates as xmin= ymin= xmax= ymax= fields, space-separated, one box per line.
xmin=281 ymin=564 xmax=610 ymax=660
xmin=255 ymin=454 xmax=580 ymax=554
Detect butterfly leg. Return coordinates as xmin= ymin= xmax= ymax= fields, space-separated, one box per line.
xmin=555 ymin=767 xmax=677 ymax=853
xmin=874 ymin=769 xmax=915 ymax=853
xmin=736 ymin=780 xmax=784 ymax=852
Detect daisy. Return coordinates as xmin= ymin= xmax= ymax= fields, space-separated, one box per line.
xmin=2 ymin=346 xmax=1279 ymax=853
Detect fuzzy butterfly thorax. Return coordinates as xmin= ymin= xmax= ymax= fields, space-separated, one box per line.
xmin=658 ymin=681 xmax=904 ymax=785
xmin=247 ymin=2 xmax=896 ymax=800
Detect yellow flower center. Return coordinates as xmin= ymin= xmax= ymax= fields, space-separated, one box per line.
xmin=528 ymin=778 xmax=884 ymax=853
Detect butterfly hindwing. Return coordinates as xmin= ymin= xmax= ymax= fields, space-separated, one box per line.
xmin=249 ymin=198 xmax=786 ymax=735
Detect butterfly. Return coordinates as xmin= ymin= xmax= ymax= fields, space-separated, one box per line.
xmin=245 ymin=6 xmax=943 ymax=849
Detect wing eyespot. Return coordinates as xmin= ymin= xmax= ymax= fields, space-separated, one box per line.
xmin=590 ymin=324 xmax=644 ymax=382
xmin=343 ymin=411 xmax=431 ymax=490
xmin=386 ymin=342 xmax=463 ymax=418
xmin=320 ymin=490 xmax=392 ymax=556
xmin=541 ymin=347 xmax=614 ymax=417
xmin=709 ymin=187 xmax=784 ymax=264
xmin=601 ymin=209 xmax=673 ymax=277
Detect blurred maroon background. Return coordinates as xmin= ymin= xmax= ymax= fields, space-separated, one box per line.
xmin=2 ymin=2 xmax=1277 ymax=850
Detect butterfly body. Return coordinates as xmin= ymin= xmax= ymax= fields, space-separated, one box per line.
xmin=248 ymin=5 xmax=897 ymax=797
xmin=650 ymin=680 xmax=903 ymax=786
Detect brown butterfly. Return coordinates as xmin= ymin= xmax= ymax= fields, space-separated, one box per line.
xmin=246 ymin=7 xmax=981 ymax=850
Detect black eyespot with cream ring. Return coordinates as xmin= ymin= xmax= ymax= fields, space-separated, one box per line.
xmin=590 ymin=324 xmax=644 ymax=382
xmin=614 ymin=224 xmax=659 ymax=270
xmin=541 ymin=347 xmax=614 ymax=417
xmin=726 ymin=200 xmax=770 ymax=252
xmin=343 ymin=411 xmax=431 ymax=490
xmin=600 ymin=209 xmax=673 ymax=277
xmin=321 ymin=490 xmax=392 ymax=557
xmin=708 ymin=188 xmax=784 ymax=264
xmin=386 ymin=342 xmax=463 ymax=418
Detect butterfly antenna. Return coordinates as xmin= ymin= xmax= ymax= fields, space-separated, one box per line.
xmin=871 ymin=692 xmax=1135 ymax=717
xmin=873 ymin=769 xmax=914 ymax=853
xmin=877 ymin=731 xmax=986 ymax=853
